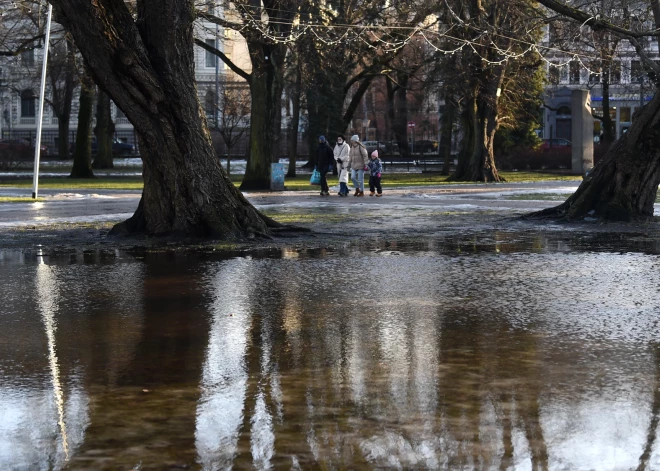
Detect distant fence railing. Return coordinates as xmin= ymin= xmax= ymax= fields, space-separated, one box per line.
xmin=1 ymin=129 xmax=139 ymax=157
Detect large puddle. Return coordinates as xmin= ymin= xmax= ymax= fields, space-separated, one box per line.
xmin=2 ymin=234 xmax=660 ymax=470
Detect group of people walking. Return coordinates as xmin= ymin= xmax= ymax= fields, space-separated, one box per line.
xmin=316 ymin=135 xmax=383 ymax=197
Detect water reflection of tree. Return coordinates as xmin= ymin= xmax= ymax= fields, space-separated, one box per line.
xmin=198 ymin=252 xmax=555 ymax=468
xmin=438 ymin=309 xmax=549 ymax=470
xmin=71 ymin=253 xmax=209 ymax=468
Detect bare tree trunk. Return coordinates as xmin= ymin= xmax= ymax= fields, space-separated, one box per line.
xmin=70 ymin=74 xmax=94 ymax=178
xmin=286 ymin=61 xmax=301 ymax=178
xmin=241 ymin=42 xmax=286 ymax=190
xmin=50 ymin=37 xmax=77 ymax=159
xmin=51 ymin=0 xmax=276 ymax=238
xmin=600 ymin=71 xmax=615 ymax=144
xmin=452 ymin=64 xmax=505 ymax=182
xmin=440 ymin=95 xmax=456 ymax=176
xmin=527 ymin=92 xmax=660 ymax=221
xmin=57 ymin=116 xmax=71 ymax=159
xmin=93 ymin=89 xmax=114 ymax=169
xmin=386 ymin=76 xmax=411 ymax=158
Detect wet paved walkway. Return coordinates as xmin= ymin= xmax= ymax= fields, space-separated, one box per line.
xmin=0 ymin=181 xmax=585 ymax=228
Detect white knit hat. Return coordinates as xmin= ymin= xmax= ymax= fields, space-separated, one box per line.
xmin=350 ymin=135 xmax=360 ymax=142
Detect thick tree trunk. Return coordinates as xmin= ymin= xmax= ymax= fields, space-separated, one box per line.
xmin=385 ymin=76 xmax=411 ymax=158
xmin=241 ymin=42 xmax=286 ymax=191
xmin=286 ymin=62 xmax=301 ymax=178
xmin=50 ymin=37 xmax=77 ymax=159
xmin=440 ymin=95 xmax=456 ymax=176
xmin=51 ymin=0 xmax=277 ymax=238
xmin=453 ymin=91 xmax=477 ymax=179
xmin=93 ymin=89 xmax=114 ymax=169
xmin=527 ymin=91 xmax=660 ymax=221
xmin=600 ymin=72 xmax=615 ymax=144
xmin=70 ymin=77 xmax=95 ymax=179
xmin=452 ymin=64 xmax=505 ymax=183
xmin=57 ymin=117 xmax=71 ymax=159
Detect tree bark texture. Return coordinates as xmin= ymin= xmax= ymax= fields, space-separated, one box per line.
xmin=49 ymin=37 xmax=76 ymax=159
xmin=440 ymin=95 xmax=456 ymax=176
xmin=600 ymin=71 xmax=615 ymax=144
xmin=386 ymin=76 xmax=411 ymax=158
xmin=241 ymin=41 xmax=286 ymax=190
xmin=93 ymin=89 xmax=114 ymax=169
xmin=452 ymin=62 xmax=505 ymax=183
xmin=70 ymin=75 xmax=94 ymax=179
xmin=286 ymin=59 xmax=301 ymax=178
xmin=51 ymin=0 xmax=273 ymax=238
xmin=527 ymin=92 xmax=660 ymax=221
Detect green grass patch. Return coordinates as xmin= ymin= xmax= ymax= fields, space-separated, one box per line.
xmin=0 ymin=197 xmax=45 ymax=203
xmin=274 ymin=171 xmax=581 ymax=191
xmin=262 ymin=211 xmax=351 ymax=224
xmin=0 ymin=171 xmax=581 ymax=191
xmin=0 ymin=177 xmax=144 ymax=190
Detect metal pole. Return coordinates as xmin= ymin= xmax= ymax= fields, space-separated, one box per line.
xmin=214 ymin=24 xmax=219 ymax=129
xmin=32 ymin=3 xmax=53 ymax=199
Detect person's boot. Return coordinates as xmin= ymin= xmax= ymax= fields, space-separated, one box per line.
xmin=354 ymin=188 xmax=360 ymax=196
xmin=370 ymin=191 xmax=375 ymax=196
xmin=357 ymin=190 xmax=364 ymax=197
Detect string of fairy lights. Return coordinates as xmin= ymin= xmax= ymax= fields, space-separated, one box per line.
xmin=203 ymin=1 xmax=655 ymax=78
xmin=1 ymin=0 xmax=653 ymax=79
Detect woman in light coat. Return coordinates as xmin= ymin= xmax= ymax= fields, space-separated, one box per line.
xmin=334 ymin=135 xmax=351 ymax=196
xmin=349 ymin=135 xmax=369 ymax=196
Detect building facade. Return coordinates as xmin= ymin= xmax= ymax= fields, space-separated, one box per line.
xmin=0 ymin=3 xmax=251 ymax=154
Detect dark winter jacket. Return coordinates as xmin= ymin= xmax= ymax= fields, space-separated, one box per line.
xmin=367 ymin=157 xmax=383 ymax=176
xmin=316 ymin=142 xmax=334 ymax=171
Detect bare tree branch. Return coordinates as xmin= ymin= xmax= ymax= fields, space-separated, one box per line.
xmin=194 ymin=37 xmax=251 ymax=83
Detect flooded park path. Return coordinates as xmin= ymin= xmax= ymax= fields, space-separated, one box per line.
xmin=2 ymin=231 xmax=660 ymax=470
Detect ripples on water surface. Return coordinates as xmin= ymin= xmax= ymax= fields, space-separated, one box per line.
xmin=1 ymin=234 xmax=660 ymax=470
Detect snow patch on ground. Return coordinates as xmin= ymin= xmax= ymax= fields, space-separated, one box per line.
xmin=0 ymin=213 xmax=133 ymax=228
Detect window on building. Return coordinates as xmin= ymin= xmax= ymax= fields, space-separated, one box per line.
xmin=205 ymin=39 xmax=217 ymax=68
xmin=588 ymin=69 xmax=601 ymax=83
xmin=204 ymin=90 xmax=216 ymax=120
xmin=20 ymin=89 xmax=36 ymax=117
xmin=620 ymin=107 xmax=631 ymax=123
xmin=631 ymin=60 xmax=645 ymax=83
xmin=569 ymin=60 xmax=581 ymax=84
xmin=557 ymin=105 xmax=571 ymax=116
xmin=21 ymin=49 xmax=34 ymax=67
xmin=548 ymin=62 xmax=560 ymax=85
xmin=548 ymin=24 xmax=557 ymax=44
xmin=224 ymin=29 xmax=232 ymax=39
xmin=609 ymin=61 xmax=621 ymax=84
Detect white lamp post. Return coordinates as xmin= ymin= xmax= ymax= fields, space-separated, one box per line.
xmin=32 ymin=3 xmax=53 ymax=199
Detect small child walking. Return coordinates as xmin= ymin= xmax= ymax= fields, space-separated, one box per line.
xmin=367 ymin=150 xmax=383 ymax=197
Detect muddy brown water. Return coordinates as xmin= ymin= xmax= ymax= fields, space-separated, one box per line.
xmin=2 ymin=234 xmax=660 ymax=470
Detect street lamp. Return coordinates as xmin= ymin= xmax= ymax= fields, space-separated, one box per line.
xmin=32 ymin=3 xmax=52 ymax=199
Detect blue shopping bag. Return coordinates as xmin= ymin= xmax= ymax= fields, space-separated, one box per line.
xmin=310 ymin=168 xmax=321 ymax=185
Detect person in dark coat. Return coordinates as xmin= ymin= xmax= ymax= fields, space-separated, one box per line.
xmin=315 ymin=135 xmax=334 ymax=196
